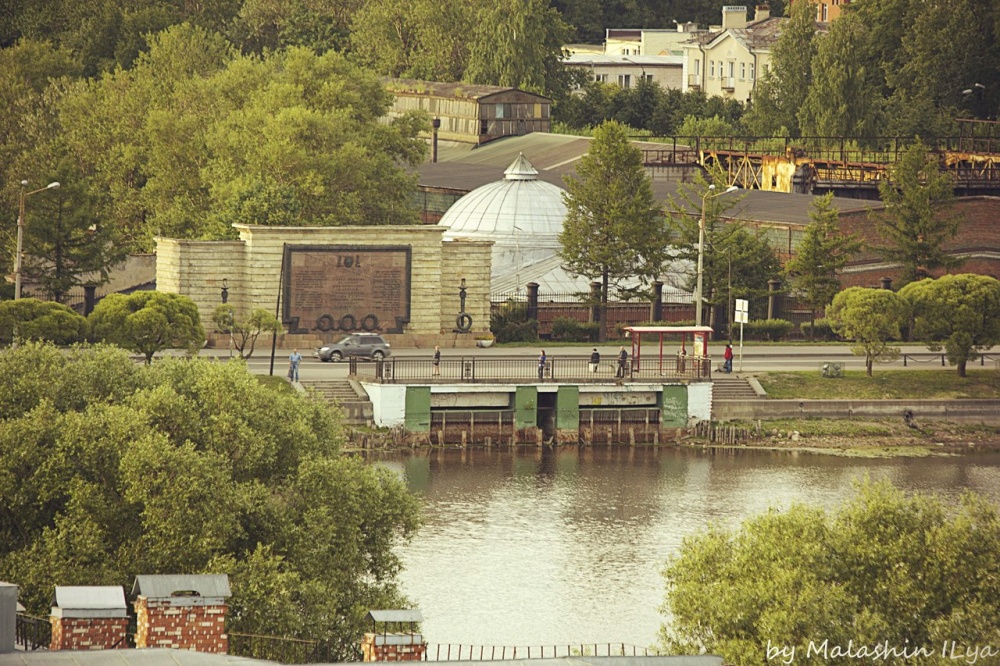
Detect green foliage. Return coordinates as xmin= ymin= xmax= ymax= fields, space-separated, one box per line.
xmin=826 ymin=287 xmax=906 ymax=376
xmin=744 ymin=318 xmax=794 ymax=342
xmin=490 ymin=300 xmax=538 ymax=343
xmin=785 ymin=193 xmax=862 ymax=339
xmin=0 ymin=343 xmax=418 ymax=660
xmin=0 ymin=299 xmax=87 ymax=346
xmin=89 ymin=291 xmax=205 ymax=362
xmin=550 ymin=317 xmax=599 ymax=342
xmin=660 ymin=480 xmax=1000 ymax=665
xmin=213 ymin=305 xmax=283 ymax=360
xmin=871 ymin=139 xmax=961 ymax=285
xmin=799 ymin=318 xmax=836 ymax=341
xmin=900 ymin=274 xmax=1000 ymax=377
xmin=560 ymin=121 xmax=668 ymax=341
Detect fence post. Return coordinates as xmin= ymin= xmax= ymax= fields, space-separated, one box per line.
xmin=767 ymin=279 xmax=781 ymax=320
xmin=526 ymin=282 xmax=539 ymax=321
xmin=650 ymin=282 xmax=663 ymax=323
xmin=83 ymin=285 xmax=97 ymax=315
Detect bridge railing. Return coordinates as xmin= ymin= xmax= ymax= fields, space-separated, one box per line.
xmin=350 ymin=355 xmax=712 ymax=384
xmin=424 ymin=643 xmax=660 ymax=661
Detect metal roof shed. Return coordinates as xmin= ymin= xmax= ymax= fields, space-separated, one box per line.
xmin=132 ymin=575 xmax=231 ymax=607
xmin=52 ymin=586 xmax=128 ymax=618
xmin=365 ymin=610 xmax=423 ymax=646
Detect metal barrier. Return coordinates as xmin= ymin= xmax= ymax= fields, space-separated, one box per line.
xmin=229 ymin=632 xmax=338 ymax=664
xmin=352 ymin=356 xmax=712 ymax=384
xmin=16 ymin=613 xmax=51 ymax=650
xmin=425 ymin=643 xmax=660 ymax=661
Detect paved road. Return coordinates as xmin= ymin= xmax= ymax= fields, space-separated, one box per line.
xmin=215 ymin=343 xmax=998 ymax=379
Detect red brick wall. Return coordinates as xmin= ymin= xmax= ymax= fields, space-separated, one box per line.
xmin=50 ymin=616 xmax=128 ymax=650
xmin=134 ymin=597 xmax=228 ymax=653
xmin=362 ymin=633 xmax=427 ymax=662
xmin=837 ymin=197 xmax=1000 ymax=288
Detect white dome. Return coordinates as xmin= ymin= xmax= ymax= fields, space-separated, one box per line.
xmin=439 ymin=154 xmax=567 ymax=284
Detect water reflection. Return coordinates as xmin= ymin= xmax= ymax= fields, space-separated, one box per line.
xmin=377 ymin=447 xmax=1000 ymax=649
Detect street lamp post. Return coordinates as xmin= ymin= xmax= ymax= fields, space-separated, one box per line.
xmin=695 ymin=184 xmax=738 ymax=327
xmin=15 ymin=180 xmax=60 ymax=300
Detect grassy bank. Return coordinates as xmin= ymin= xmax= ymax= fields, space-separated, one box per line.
xmin=757 ymin=369 xmax=1000 ymax=400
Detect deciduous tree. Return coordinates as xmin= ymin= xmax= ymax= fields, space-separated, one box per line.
xmin=899 ymin=274 xmax=1000 ymax=377
xmin=660 ymin=480 xmax=1000 ymax=666
xmin=825 ymin=287 xmax=905 ymax=376
xmin=784 ymin=193 xmax=862 ymax=339
xmin=871 ymin=139 xmax=961 ymax=285
xmin=213 ymin=305 xmax=283 ymax=359
xmin=88 ymin=291 xmax=205 ymax=362
xmin=559 ymin=121 xmax=668 ymax=341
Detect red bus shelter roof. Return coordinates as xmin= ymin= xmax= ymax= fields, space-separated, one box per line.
xmin=624 ymin=325 xmax=715 ymax=335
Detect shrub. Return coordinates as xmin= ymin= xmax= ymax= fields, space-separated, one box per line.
xmin=800 ymin=318 xmax=837 ymax=341
xmin=745 ymin=318 xmax=795 ymax=341
xmin=491 ymin=300 xmax=538 ymax=343
xmin=0 ymin=299 xmax=88 ymax=345
xmin=551 ymin=317 xmax=599 ymax=342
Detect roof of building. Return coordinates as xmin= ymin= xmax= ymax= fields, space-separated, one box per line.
xmin=385 ymin=79 xmax=552 ymax=103
xmin=562 ymin=54 xmax=684 ymax=66
xmin=132 ymin=574 xmax=231 ymax=599
xmin=367 ymin=610 xmax=424 ymax=624
xmin=53 ymin=586 xmax=127 ymax=610
xmin=5 ymin=651 xmax=724 ymax=666
xmin=682 ymin=15 xmax=788 ymax=49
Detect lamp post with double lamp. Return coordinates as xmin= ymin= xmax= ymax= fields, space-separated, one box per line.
xmin=14 ymin=180 xmax=61 ymax=300
xmin=694 ymin=184 xmax=738 ymax=327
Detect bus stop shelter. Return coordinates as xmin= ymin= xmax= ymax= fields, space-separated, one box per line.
xmin=623 ymin=325 xmax=714 ymax=378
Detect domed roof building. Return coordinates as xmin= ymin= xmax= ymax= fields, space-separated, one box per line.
xmin=439 ymin=154 xmax=567 ymax=291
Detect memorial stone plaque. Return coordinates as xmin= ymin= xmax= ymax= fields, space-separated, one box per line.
xmin=283 ymin=245 xmax=412 ymax=334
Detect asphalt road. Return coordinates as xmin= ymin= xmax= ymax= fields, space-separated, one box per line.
xmin=218 ymin=343 xmax=998 ymax=379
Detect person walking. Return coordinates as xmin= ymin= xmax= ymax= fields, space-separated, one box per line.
xmin=723 ymin=344 xmax=734 ymax=373
xmin=538 ymin=350 xmax=547 ymax=381
xmin=433 ymin=345 xmax=441 ymax=376
xmin=589 ymin=348 xmax=601 ymax=373
xmin=288 ymin=348 xmax=302 ymax=382
xmin=616 ymin=346 xmax=628 ymax=378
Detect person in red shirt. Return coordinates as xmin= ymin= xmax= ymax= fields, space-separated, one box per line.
xmin=723 ymin=344 xmax=734 ymax=373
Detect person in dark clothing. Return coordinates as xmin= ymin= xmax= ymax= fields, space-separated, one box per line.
xmin=538 ymin=350 xmax=547 ymax=380
xmin=616 ymin=346 xmax=628 ymax=378
xmin=433 ymin=345 xmax=441 ymax=375
xmin=589 ymin=348 xmax=600 ymax=373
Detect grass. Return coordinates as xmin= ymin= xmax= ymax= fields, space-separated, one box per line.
xmin=256 ymin=375 xmax=296 ymax=394
xmin=757 ymin=369 xmax=1000 ymax=400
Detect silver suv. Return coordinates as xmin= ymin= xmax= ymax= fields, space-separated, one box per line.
xmin=316 ymin=334 xmax=391 ymax=362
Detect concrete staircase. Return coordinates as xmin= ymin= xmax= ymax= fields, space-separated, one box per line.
xmin=712 ymin=376 xmax=763 ymax=400
xmin=301 ymin=379 xmax=373 ymax=424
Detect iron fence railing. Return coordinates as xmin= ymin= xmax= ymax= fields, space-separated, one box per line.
xmin=16 ymin=613 xmax=51 ymax=650
xmin=350 ymin=355 xmax=712 ymax=383
xmin=424 ymin=643 xmax=660 ymax=660
xmin=229 ymin=632 xmax=338 ymax=664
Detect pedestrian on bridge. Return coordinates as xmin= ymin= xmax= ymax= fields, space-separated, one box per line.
xmin=538 ymin=350 xmax=547 ymax=381
xmin=589 ymin=348 xmax=601 ymax=373
xmin=616 ymin=347 xmax=628 ymax=378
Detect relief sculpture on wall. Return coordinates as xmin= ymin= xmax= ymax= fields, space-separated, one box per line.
xmin=283 ymin=245 xmax=411 ymax=335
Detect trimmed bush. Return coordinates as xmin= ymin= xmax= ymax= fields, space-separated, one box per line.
xmin=745 ymin=318 xmax=795 ymax=341
xmin=491 ymin=300 xmax=539 ymax=343
xmin=551 ymin=317 xmax=600 ymax=342
xmin=0 ymin=299 xmax=88 ymax=345
xmin=800 ymin=318 xmax=837 ymax=341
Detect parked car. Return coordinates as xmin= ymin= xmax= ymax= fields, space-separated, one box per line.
xmin=315 ymin=334 xmax=391 ymax=361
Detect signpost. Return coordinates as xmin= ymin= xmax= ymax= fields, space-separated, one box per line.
xmin=734 ymin=299 xmax=749 ymax=371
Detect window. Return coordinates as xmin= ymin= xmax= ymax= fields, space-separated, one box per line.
xmin=710 ymin=60 xmax=715 ymax=78
xmin=694 ymin=59 xmax=701 ymax=75
xmin=749 ymin=62 xmax=755 ymax=80
xmin=821 ymin=3 xmax=828 ymax=21
xmin=763 ymin=63 xmax=770 ymax=75
xmin=495 ymin=104 xmax=504 ymax=119
xmin=740 ymin=62 xmax=746 ymax=80
xmin=645 ymin=74 xmax=654 ymax=82
xmin=595 ymin=73 xmax=608 ymax=83
xmin=618 ymin=74 xmax=631 ymax=88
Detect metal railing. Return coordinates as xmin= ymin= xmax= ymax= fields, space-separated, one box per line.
xmin=16 ymin=613 xmax=51 ymax=650
xmin=229 ymin=632 xmax=338 ymax=664
xmin=425 ymin=643 xmax=660 ymax=660
xmin=350 ymin=355 xmax=712 ymax=383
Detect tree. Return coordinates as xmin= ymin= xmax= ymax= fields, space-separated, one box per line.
xmin=213 ymin=305 xmax=283 ymax=359
xmin=872 ymin=139 xmax=961 ymax=285
xmin=660 ymin=479 xmax=1000 ymax=666
xmin=88 ymin=291 xmax=205 ymax=362
xmin=464 ymin=0 xmax=573 ymax=99
xmin=825 ymin=287 xmax=906 ymax=376
xmin=559 ymin=121 xmax=668 ymax=341
xmin=799 ymin=14 xmax=885 ymax=140
xmin=900 ymin=274 xmax=1000 ymax=377
xmin=0 ymin=299 xmax=88 ymax=346
xmin=0 ymin=343 xmax=419 ymax=660
xmin=666 ymin=168 xmax=780 ymax=333
xmin=741 ymin=0 xmax=817 ymax=137
xmin=784 ymin=193 xmax=862 ymax=339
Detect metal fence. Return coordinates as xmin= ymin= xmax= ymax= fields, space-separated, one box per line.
xmin=350 ymin=355 xmax=712 ymax=383
xmin=16 ymin=613 xmax=51 ymax=650
xmin=424 ymin=643 xmax=660 ymax=661
xmin=229 ymin=632 xmax=339 ymax=664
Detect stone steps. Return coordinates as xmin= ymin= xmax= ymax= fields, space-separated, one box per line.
xmin=301 ymin=380 xmax=373 ymax=424
xmin=712 ymin=376 xmax=762 ymax=401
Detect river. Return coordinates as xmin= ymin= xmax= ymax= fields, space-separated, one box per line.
xmin=375 ymin=446 xmax=1000 ymax=651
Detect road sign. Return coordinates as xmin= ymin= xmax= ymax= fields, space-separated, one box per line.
xmin=734 ymin=299 xmax=749 ymax=370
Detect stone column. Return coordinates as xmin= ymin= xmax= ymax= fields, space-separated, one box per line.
xmin=650 ymin=281 xmax=663 ymax=322
xmin=767 ymin=279 xmax=781 ymax=320
xmin=526 ymin=283 xmax=539 ymax=321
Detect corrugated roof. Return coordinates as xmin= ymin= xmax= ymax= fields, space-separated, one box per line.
xmin=132 ymin=574 xmax=231 ymax=599
xmin=562 ymin=54 xmax=684 ymax=66
xmin=53 ymin=586 xmax=126 ymax=610
xmin=367 ymin=609 xmax=424 ymax=623
xmin=384 ymin=78 xmax=551 ymax=103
